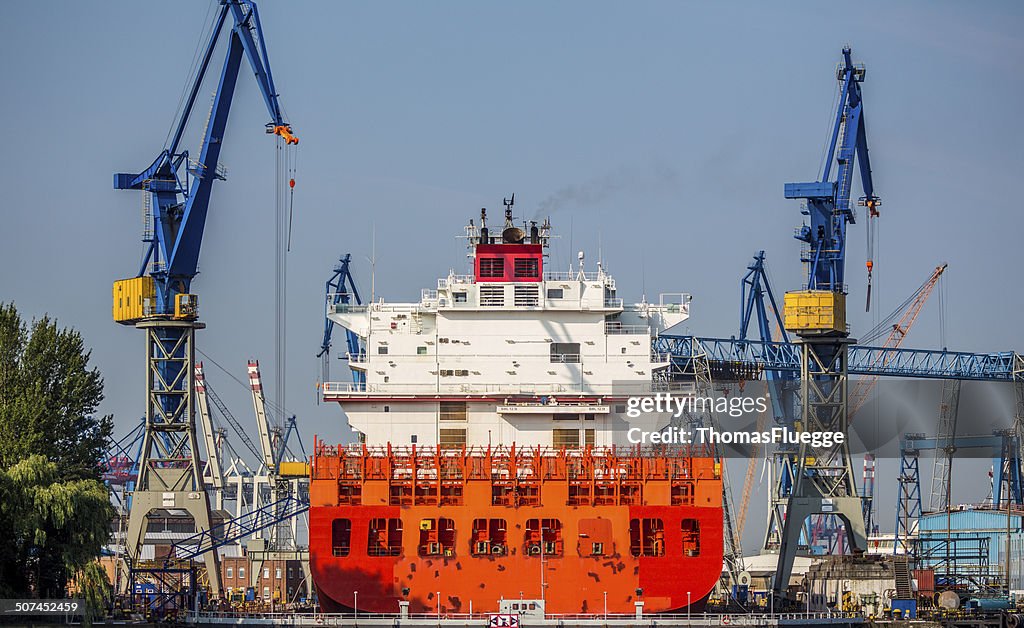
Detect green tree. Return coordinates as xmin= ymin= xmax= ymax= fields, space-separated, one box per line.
xmin=0 ymin=303 xmax=114 ymax=602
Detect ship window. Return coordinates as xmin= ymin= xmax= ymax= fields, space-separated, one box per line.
xmin=514 ymin=285 xmax=539 ymax=307
xmin=525 ymin=518 xmax=563 ymax=557
xmin=584 ymin=414 xmax=595 ymax=420
xmin=471 ymin=518 xmax=508 ymax=556
xmin=418 ymin=517 xmax=457 ymax=557
xmin=553 ymin=428 xmax=580 ymax=449
xmin=417 ymin=346 xmax=427 ymax=355
xmin=614 ymin=404 xmax=626 ymax=413
xmin=682 ymin=519 xmax=701 ymax=556
xmin=332 ymin=519 xmax=352 ymax=557
xmin=367 ymin=518 xmax=403 ymax=557
xmin=546 ymin=288 xmax=564 ymax=299
xmin=550 ymin=342 xmax=580 ymax=363
xmin=584 ymin=428 xmax=595 ymax=447
xmin=439 ymin=402 xmax=467 ymax=421
xmin=439 ymin=428 xmax=467 ymax=448
xmin=453 ymin=291 xmax=468 ymax=303
xmin=411 ymin=434 xmax=418 ymax=444
xmin=629 ymin=518 xmax=665 ymax=557
xmin=377 ymin=345 xmax=388 ymax=355
xmin=479 ymin=257 xmax=505 ymax=278
xmin=480 ymin=285 xmax=505 ymax=307
xmin=513 ymin=257 xmax=539 ymax=278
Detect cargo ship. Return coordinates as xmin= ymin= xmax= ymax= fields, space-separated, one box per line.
xmin=310 ymin=203 xmax=723 ymax=615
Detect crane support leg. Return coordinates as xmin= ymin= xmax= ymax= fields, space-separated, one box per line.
xmin=123 ymin=321 xmax=222 ymax=599
xmin=772 ymin=337 xmax=866 ymax=601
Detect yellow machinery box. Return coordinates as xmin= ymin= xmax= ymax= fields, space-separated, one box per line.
xmin=784 ymin=290 xmax=846 ymax=333
xmin=112 ymin=276 xmax=155 ymax=323
xmin=278 ymin=461 xmax=310 ymax=478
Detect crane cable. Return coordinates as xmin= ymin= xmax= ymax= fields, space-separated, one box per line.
xmin=287 ymin=143 xmax=299 ymax=251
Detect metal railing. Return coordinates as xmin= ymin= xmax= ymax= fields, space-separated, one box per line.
xmin=186 ymin=610 xmax=863 ymax=626
xmin=322 ymin=381 xmax=667 ymax=396
xmin=605 ymin=322 xmax=650 ymax=334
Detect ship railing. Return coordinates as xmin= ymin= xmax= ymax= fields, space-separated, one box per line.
xmin=322 ymin=381 xmax=689 ymax=396
xmin=604 ymin=321 xmax=650 ymax=335
xmin=186 ymin=610 xmax=863 ymax=625
xmin=603 ymin=297 xmax=624 ymax=308
xmin=326 ymin=295 xmax=426 ymax=314
xmin=542 ymin=271 xmax=603 ymax=281
xmin=438 ymin=274 xmax=475 ymax=288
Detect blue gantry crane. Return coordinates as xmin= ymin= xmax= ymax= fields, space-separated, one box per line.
xmin=111 ymin=0 xmax=297 ymax=600
xmin=656 ymin=46 xmax=1023 ymax=602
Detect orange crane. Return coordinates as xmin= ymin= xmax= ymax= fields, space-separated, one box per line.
xmin=848 ymin=263 xmax=947 ymax=418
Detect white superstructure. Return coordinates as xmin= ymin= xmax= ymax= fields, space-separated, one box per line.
xmin=322 ymin=206 xmax=690 ymax=448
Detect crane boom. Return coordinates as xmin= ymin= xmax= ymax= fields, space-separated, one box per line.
xmin=114 ymin=0 xmax=297 ymax=315
xmin=848 ymin=264 xmax=947 ymax=417
xmin=785 ymin=46 xmax=879 ymax=293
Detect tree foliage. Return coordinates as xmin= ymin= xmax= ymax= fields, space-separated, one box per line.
xmin=0 ymin=303 xmax=115 ymax=600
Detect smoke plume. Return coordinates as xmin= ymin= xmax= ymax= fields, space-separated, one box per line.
xmin=533 ymin=162 xmax=680 ymax=218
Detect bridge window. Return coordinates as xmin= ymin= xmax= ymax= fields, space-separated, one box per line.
xmin=682 ymin=518 xmax=701 ymax=556
xmin=367 ymin=517 xmax=403 ymax=557
xmin=332 ymin=518 xmax=352 ymax=557
xmin=629 ymin=518 xmax=665 ymax=557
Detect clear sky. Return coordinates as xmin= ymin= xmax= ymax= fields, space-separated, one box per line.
xmin=1 ymin=1 xmax=1022 ymax=551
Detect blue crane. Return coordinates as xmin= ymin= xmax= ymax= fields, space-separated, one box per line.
xmin=785 ymin=46 xmax=879 ymax=298
xmin=114 ymin=0 xmax=297 ymax=316
xmin=112 ymin=0 xmax=297 ymax=601
xmin=318 ymin=254 xmax=364 ymax=384
xmin=656 ymin=48 xmax=1022 ymax=599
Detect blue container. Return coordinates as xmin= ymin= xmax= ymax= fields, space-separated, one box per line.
xmin=891 ymin=599 xmax=917 ymax=619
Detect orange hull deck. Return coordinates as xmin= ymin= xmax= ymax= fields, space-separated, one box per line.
xmin=309 ymin=442 xmax=724 ymax=615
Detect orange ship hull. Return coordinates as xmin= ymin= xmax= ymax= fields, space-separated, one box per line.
xmin=309 ymin=442 xmax=724 ymax=615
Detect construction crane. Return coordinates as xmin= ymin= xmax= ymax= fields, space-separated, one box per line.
xmin=769 ymin=45 xmax=878 ymax=597
xmin=112 ymin=0 xmax=296 ymax=601
xmin=733 ymin=252 xmax=797 ymax=545
xmin=318 ymin=254 xmax=363 ymax=383
xmin=656 ymin=46 xmax=1024 ymax=601
xmin=848 ymin=264 xmax=947 ymax=417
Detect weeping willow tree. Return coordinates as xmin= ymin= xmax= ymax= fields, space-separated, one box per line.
xmin=0 ymin=303 xmax=114 ymax=608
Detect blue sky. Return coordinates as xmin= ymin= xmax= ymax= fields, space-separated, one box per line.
xmin=1 ymin=1 xmax=1021 ymax=549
